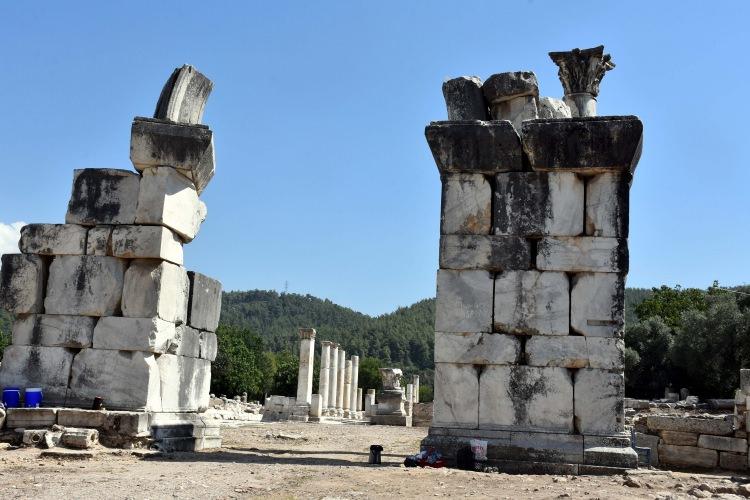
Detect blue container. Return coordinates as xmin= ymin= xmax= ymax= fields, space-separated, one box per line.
xmin=24 ymin=387 xmax=43 ymax=408
xmin=2 ymin=387 xmax=21 ymax=408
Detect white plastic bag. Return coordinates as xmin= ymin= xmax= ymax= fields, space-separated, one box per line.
xmin=470 ymin=439 xmax=488 ymax=461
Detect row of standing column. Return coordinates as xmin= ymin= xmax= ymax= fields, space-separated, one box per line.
xmin=319 ymin=341 xmax=361 ymax=417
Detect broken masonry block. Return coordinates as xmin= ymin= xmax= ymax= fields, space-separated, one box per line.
xmin=154 ymin=64 xmax=213 ymax=125
xmin=441 ymin=76 xmax=488 ymax=120
xmin=570 ymin=272 xmax=625 ymax=337
xmin=85 ymin=226 xmax=113 ymax=256
xmin=585 ymin=172 xmax=630 ymax=238
xmin=65 ymin=169 xmax=140 ymax=226
xmin=199 ymin=330 xmax=218 ymax=361
xmin=18 ymin=224 xmax=88 ymax=256
xmin=111 ymin=225 xmax=183 ymax=265
xmin=0 ymin=253 xmax=47 ymax=314
xmin=482 ymin=71 xmax=539 ymax=131
xmin=187 ymin=271 xmax=222 ymax=332
xmin=92 ymin=316 xmax=177 ymax=353
xmin=538 ymin=97 xmax=571 ymax=119
xmin=169 ymin=324 xmax=201 ymax=357
xmin=44 ymin=256 xmax=127 ymax=316
xmin=122 ymin=259 xmax=189 ymax=324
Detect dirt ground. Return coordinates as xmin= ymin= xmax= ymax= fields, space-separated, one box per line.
xmin=1 ymin=422 xmax=749 ymax=499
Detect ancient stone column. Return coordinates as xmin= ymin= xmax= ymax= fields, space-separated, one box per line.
xmin=318 ymin=341 xmax=332 ymax=411
xmin=549 ymin=45 xmax=614 ymax=118
xmin=327 ymin=343 xmax=339 ymax=415
xmin=412 ymin=375 xmax=420 ymax=404
xmin=365 ymin=389 xmax=376 ymax=416
xmin=295 ymin=328 xmax=316 ymax=405
xmin=336 ymin=347 xmax=346 ymax=415
xmin=357 ymin=388 xmax=363 ymax=412
xmin=343 ymin=359 xmax=353 ymax=416
xmin=406 ymin=383 xmax=414 ymax=416
xmin=349 ymin=355 xmax=359 ymax=416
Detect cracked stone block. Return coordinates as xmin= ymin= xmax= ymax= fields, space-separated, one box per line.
xmin=570 ymin=273 xmax=625 ymax=336
xmin=122 ymin=260 xmax=189 ymax=324
xmin=18 ymin=224 xmax=88 ymax=256
xmin=199 ymin=330 xmax=217 ymax=361
xmin=65 ymin=169 xmax=140 ymax=226
xmin=434 ymin=332 xmax=520 ymax=365
xmin=439 ymin=235 xmax=531 ymax=271
xmin=12 ymin=314 xmax=95 ymax=348
xmin=425 ymin=121 xmax=523 ymax=174
xmin=494 ymin=270 xmax=569 ymax=335
xmin=111 ymin=225 xmax=183 ymax=265
xmin=660 ymin=430 xmax=698 ymax=446
xmin=494 ymin=171 xmax=583 ymax=237
xmin=697 ymin=435 xmax=747 ymax=453
xmin=0 ymin=346 xmax=74 ymax=405
xmin=585 ymin=173 xmax=630 ymax=237
xmin=525 ymin=336 xmax=624 ymax=370
xmin=585 ymin=337 xmax=625 ymax=370
xmin=522 ymin=116 xmax=643 ymax=174
xmin=482 ymin=72 xmax=539 ymax=131
xmin=442 ymin=76 xmax=488 ymax=121
xmin=537 ymin=237 xmax=628 ymax=273
xmin=130 ymin=118 xmax=215 ymax=194
xmin=154 ymin=64 xmax=213 ymax=125
xmin=646 ymin=415 xmax=733 ymax=436
xmin=157 ymin=354 xmax=211 ymax=412
xmin=573 ymin=368 xmax=624 ymax=435
xmin=538 ymin=97 xmax=571 ymax=119
xmin=0 ymin=254 xmax=47 ymax=314
xmin=92 ymin=316 xmax=176 ymax=353
xmin=432 ymin=363 xmax=479 ymax=428
xmin=187 ymin=271 xmax=222 ymax=332
xmin=135 ymin=167 xmax=207 ymax=242
xmin=44 ymin=256 xmax=127 ymax=316
xmin=67 ymin=349 xmax=162 ymax=411
xmin=85 ymin=226 xmax=113 ymax=255
xmin=170 ymin=325 xmax=200 ymax=357
xmin=441 ymin=174 xmax=492 ymax=235
xmin=479 ymin=365 xmax=574 ymax=432
xmin=435 ymin=269 xmax=493 ymax=333
xmin=658 ymin=444 xmax=717 ymax=469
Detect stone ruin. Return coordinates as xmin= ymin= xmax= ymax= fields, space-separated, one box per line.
xmin=422 ymin=46 xmax=643 ymax=472
xmin=0 ymin=65 xmax=222 ymax=450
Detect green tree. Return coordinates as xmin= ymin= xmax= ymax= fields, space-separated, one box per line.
xmin=418 ymin=384 xmax=433 ymax=403
xmin=357 ymin=357 xmax=382 ymax=392
xmin=634 ymin=285 xmax=706 ymax=328
xmin=271 ymin=351 xmax=298 ymax=396
xmin=624 ymin=317 xmax=673 ymax=398
xmin=211 ymin=325 xmax=265 ymax=398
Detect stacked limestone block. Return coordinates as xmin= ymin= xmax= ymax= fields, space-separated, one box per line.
xmin=422 ymin=46 xmax=643 ymax=472
xmin=0 ymin=65 xmax=221 ymax=413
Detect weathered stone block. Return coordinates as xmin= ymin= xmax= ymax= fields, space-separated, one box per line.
xmin=92 ymin=316 xmax=176 ymax=353
xmin=434 ymin=332 xmax=520 ymax=365
xmin=0 ymin=254 xmax=47 ymax=314
xmin=521 ymin=116 xmax=643 ymax=174
xmin=85 ymin=226 xmax=112 ymax=255
xmin=570 ymin=272 xmax=625 ymax=337
xmin=18 ymin=224 xmax=87 ymax=256
xmin=65 ymin=169 xmax=140 ymax=226
xmin=440 ymin=173 xmax=491 ymax=235
xmin=574 ymin=369 xmax=624 ymax=435
xmin=646 ymin=415 xmax=734 ymax=436
xmin=441 ymin=76 xmax=488 ymax=120
xmin=45 ymin=256 xmax=127 ymax=316
xmin=479 ymin=366 xmax=574 ymax=432
xmin=122 ymin=260 xmax=189 ymax=323
xmin=538 ymin=97 xmax=571 ymax=119
xmin=586 ymin=337 xmax=625 ymax=370
xmin=583 ymin=446 xmax=638 ymax=468
xmin=658 ymin=444 xmax=718 ymax=469
xmin=537 ymin=237 xmax=628 ymax=273
xmin=494 ymin=270 xmax=569 ymax=335
xmin=506 ymin=432 xmax=583 ymax=464
xmin=435 ymin=269 xmax=493 ymax=333
xmin=67 ymin=349 xmax=162 ymax=411
xmin=697 ymin=434 xmax=747 ymax=453
xmin=187 ymin=271 xmax=222 ymax=332
xmin=585 ymin=173 xmax=629 ymax=238
xmin=12 ymin=314 xmax=95 ymax=348
xmin=0 ymin=346 xmax=74 ymax=405
xmin=6 ymin=408 xmax=58 ymax=429
xmin=199 ymin=330 xmax=217 ymax=361
xmin=742 ymin=368 xmax=750 ymax=395
xmin=156 ymin=354 xmax=211 ymax=412
xmin=432 ymin=363 xmax=479 ymax=428
xmin=635 ymin=432 xmax=660 ymax=466
xmin=720 ymin=451 xmax=748 ymax=471
xmin=659 ymin=430 xmax=698 ymax=446
xmin=154 ymin=64 xmax=213 ymax=125
xmin=111 ymin=225 xmax=183 ymax=265
xmin=525 ymin=336 xmax=587 ymax=368
xmin=482 ymin=72 xmax=538 ymax=103
xmin=439 ymin=235 xmax=531 ymax=271
xmin=170 ymin=325 xmax=200 ymax=357
xmin=425 ymin=121 xmax=523 ymax=174
xmin=135 ymin=167 xmax=207 ymax=242
xmin=493 ymin=172 xmax=583 ymax=237
xmin=130 ymin=118 xmax=215 ymax=194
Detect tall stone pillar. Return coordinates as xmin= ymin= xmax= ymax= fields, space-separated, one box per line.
xmin=318 ymin=341 xmax=332 ymax=411
xmin=327 ymin=343 xmax=339 ymax=415
xmin=423 ymin=45 xmax=641 ymax=470
xmin=349 ymin=355 xmax=359 ymax=417
xmin=357 ymin=388 xmax=363 ymax=412
xmin=336 ymin=347 xmax=346 ymax=416
xmin=343 ymin=359 xmax=353 ymax=416
xmin=295 ymin=328 xmax=315 ymax=405
xmin=406 ymin=383 xmax=414 ymax=416
xmin=412 ymin=375 xmax=420 ymax=404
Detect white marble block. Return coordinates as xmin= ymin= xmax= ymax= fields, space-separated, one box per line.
xmin=537 ymin=237 xmax=627 ymax=273
xmin=432 ymin=363 xmax=479 ymax=428
xmin=494 ymin=270 xmax=569 ymax=335
xmin=12 ymin=314 xmax=95 ymax=348
xmin=479 ymin=366 xmax=574 ymax=432
xmin=92 ymin=316 xmax=176 ymax=353
xmin=187 ymin=271 xmax=222 ymax=332
xmin=310 ymin=394 xmax=323 ymax=417
xmin=538 ymin=97 xmax=572 ymax=119
xmin=85 ymin=226 xmax=113 ymax=255
xmin=135 ymin=167 xmax=207 ymax=242
xmin=199 ymin=330 xmax=218 ymax=361
xmin=434 ymin=332 xmax=520 ymax=365
xmin=170 ymin=325 xmax=201 ymax=357
xmin=574 ymin=369 xmax=624 ymax=435
xmin=0 ymin=254 xmax=47 ymax=314
xmin=65 ymin=169 xmax=140 ymax=226
xmin=435 ymin=269 xmax=493 ymax=333
xmin=586 ymin=338 xmax=625 ymax=370
xmin=111 ymin=225 xmax=183 ymax=265
xmin=439 ymin=235 xmax=531 ymax=271
xmin=441 ymin=174 xmax=492 ymax=235
xmin=122 ymin=260 xmax=189 ymax=323
xmin=525 ymin=336 xmax=624 ymax=370
xmin=570 ymin=273 xmax=624 ymax=336
xmin=585 ymin=173 xmax=629 ymax=238
xmin=0 ymin=345 xmax=74 ymax=405
xmin=68 ymin=349 xmax=162 ymax=411
xmin=18 ymin=224 xmax=88 ymax=256
xmin=157 ymin=354 xmax=211 ymax=412
xmin=45 ymin=256 xmax=127 ymax=316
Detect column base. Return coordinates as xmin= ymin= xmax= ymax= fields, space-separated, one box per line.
xmin=371 ymin=414 xmax=412 ymax=427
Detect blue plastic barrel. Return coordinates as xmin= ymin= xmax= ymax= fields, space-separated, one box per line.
xmin=2 ymin=387 xmax=21 ymax=408
xmin=24 ymin=388 xmax=43 ymax=408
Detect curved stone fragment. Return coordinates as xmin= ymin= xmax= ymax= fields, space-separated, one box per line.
xmin=154 ymin=65 xmax=213 ymax=125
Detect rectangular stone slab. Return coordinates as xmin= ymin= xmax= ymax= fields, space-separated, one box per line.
xmin=658 ymin=444 xmax=718 ymax=469
xmin=434 ymin=269 xmax=493 ymax=333
xmin=432 ymin=363 xmax=479 ymax=428
xmin=44 ymin=256 xmax=127 ymax=316
xmin=157 ymin=354 xmax=211 ymax=412
xmin=521 ymin=116 xmax=643 ymax=174
xmin=12 ymin=314 xmax=95 ymax=348
xmin=570 ymin=273 xmax=625 ymax=337
xmin=18 ymin=224 xmax=88 ymax=255
xmin=585 ymin=173 xmax=630 ymax=238
xmin=646 ymin=415 xmax=734 ymax=436
xmin=696 ymin=435 xmax=747 ymax=453
xmin=170 ymin=325 xmax=201 ymax=357
xmin=130 ymin=118 xmax=215 ymax=194
xmin=494 ymin=270 xmax=569 ymax=335
xmin=187 ymin=271 xmax=222 ymax=332
xmin=537 ymin=237 xmax=628 ymax=273
xmin=573 ymin=369 xmax=624 ymax=435
xmin=0 ymin=346 xmax=74 ymax=405
xmin=92 ymin=316 xmax=176 ymax=353
xmin=659 ymin=430 xmax=698 ymax=446
xmin=0 ymin=254 xmax=47 ymax=314
xmin=439 ymin=235 xmax=531 ymax=271
xmin=122 ymin=260 xmax=189 ymax=323
xmin=199 ymin=330 xmax=217 ymax=361
xmin=425 ymin=120 xmax=523 ymax=174
xmin=111 ymin=225 xmax=183 ymax=265
xmin=442 ymin=76 xmax=488 ymax=121
xmin=434 ymin=332 xmax=520 ymax=365
xmin=440 ymin=173 xmax=492 ymax=235
xmin=65 ymin=169 xmax=140 ymax=226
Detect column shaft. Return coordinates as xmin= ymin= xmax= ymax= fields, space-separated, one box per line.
xmin=343 ymin=359 xmax=353 ymax=412
xmin=336 ymin=348 xmax=346 ymax=411
xmin=328 ymin=345 xmax=338 ymax=412
xmin=295 ymin=329 xmax=316 ymax=405
xmin=318 ymin=342 xmax=331 ymax=410
xmin=349 ymin=355 xmax=359 ymax=415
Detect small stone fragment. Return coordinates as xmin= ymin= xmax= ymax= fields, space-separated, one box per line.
xmin=441 ymin=76 xmax=488 ymax=120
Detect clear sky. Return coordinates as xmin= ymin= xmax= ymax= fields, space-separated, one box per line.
xmin=1 ymin=2 xmax=748 ymax=316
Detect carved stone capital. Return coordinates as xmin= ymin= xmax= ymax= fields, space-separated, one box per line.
xmin=548 ymin=45 xmax=614 ymax=97
xmin=298 ymin=328 xmax=316 ymax=340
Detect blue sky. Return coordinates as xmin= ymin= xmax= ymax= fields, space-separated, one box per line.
xmin=1 ymin=2 xmax=748 ymax=316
